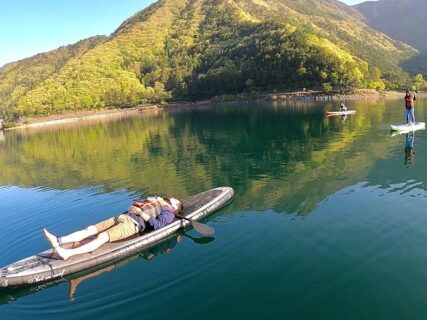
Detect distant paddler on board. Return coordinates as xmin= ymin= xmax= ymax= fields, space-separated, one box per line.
xmin=326 ymin=102 xmax=356 ymax=116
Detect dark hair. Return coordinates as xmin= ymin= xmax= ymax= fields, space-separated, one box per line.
xmin=177 ymin=201 xmax=184 ymax=214
xmin=164 ymin=197 xmax=184 ymax=214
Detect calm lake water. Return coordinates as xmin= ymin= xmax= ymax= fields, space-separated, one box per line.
xmin=0 ymin=98 xmax=426 ymax=319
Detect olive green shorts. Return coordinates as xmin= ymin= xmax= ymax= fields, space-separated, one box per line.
xmin=94 ymin=214 xmax=139 ymax=242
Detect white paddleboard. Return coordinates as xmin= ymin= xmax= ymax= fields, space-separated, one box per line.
xmin=326 ymin=110 xmax=356 ymax=116
xmin=390 ymin=122 xmax=425 ymax=132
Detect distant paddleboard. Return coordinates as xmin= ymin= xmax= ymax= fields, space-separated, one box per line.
xmin=326 ymin=110 xmax=356 ymax=116
xmin=390 ymin=122 xmax=425 ymax=132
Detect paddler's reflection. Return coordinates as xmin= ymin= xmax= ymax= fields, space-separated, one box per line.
xmin=68 ymin=234 xmax=184 ymax=302
xmin=340 ymin=115 xmax=347 ymax=123
xmin=404 ymin=132 xmax=415 ymax=167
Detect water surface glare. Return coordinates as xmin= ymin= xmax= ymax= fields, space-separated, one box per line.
xmin=1 ymin=99 xmax=427 ymax=319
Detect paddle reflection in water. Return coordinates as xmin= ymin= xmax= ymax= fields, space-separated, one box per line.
xmin=0 ymin=232 xmax=214 ymax=304
xmin=404 ymin=132 xmax=416 ymax=167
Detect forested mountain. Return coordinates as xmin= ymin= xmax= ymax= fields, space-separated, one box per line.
xmin=0 ymin=36 xmax=106 ymax=115
xmin=0 ymin=0 xmax=417 ymax=117
xmin=355 ymin=0 xmax=427 ymax=76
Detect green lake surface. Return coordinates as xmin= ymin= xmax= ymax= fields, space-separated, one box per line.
xmin=0 ymin=98 xmax=426 ymax=319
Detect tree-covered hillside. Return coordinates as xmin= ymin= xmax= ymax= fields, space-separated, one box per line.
xmin=0 ymin=0 xmax=418 ymax=117
xmin=0 ymin=36 xmax=106 ymax=115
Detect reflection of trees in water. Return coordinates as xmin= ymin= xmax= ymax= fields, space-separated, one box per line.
xmin=168 ymin=102 xmax=395 ymax=214
xmin=0 ymin=102 xmax=402 ymax=214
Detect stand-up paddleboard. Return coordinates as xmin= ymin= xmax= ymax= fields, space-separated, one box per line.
xmin=326 ymin=110 xmax=356 ymax=116
xmin=0 ymin=187 xmax=234 ymax=288
xmin=390 ymin=122 xmax=425 ymax=132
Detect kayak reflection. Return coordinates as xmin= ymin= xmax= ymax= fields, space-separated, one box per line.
xmin=68 ymin=234 xmax=184 ymax=302
xmin=404 ymin=132 xmax=416 ymax=167
xmin=0 ymin=232 xmax=214 ymax=304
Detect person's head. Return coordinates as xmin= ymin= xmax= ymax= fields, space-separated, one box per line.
xmin=406 ymin=90 xmax=410 ymax=95
xmin=164 ymin=197 xmax=183 ymax=215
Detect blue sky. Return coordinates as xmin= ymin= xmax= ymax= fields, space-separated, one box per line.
xmin=0 ymin=0 xmax=367 ymax=67
xmin=0 ymin=0 xmax=154 ymax=67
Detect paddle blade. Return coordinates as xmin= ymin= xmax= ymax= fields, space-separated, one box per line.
xmin=193 ymin=236 xmax=215 ymax=244
xmin=191 ymin=220 xmax=215 ymax=236
xmin=183 ymin=234 xmax=215 ymax=245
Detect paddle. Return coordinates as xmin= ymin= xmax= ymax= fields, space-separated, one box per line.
xmin=183 ymin=233 xmax=215 ymax=245
xmin=176 ymin=214 xmax=215 ymax=236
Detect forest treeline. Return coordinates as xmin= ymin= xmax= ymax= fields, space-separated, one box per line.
xmin=0 ymin=0 xmax=425 ymax=118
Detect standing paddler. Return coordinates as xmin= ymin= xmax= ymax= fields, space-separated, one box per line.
xmin=404 ymin=90 xmax=416 ymax=125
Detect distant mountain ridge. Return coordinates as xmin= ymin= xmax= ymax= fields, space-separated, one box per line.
xmin=0 ymin=0 xmax=418 ymax=117
xmin=355 ymin=0 xmax=427 ymax=52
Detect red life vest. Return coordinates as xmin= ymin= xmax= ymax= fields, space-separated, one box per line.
xmin=132 ymin=199 xmax=162 ymax=218
xmin=405 ymin=95 xmax=414 ymax=109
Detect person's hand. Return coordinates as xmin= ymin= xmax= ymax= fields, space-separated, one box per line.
xmin=129 ymin=205 xmax=151 ymax=221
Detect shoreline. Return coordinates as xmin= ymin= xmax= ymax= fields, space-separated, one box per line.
xmin=3 ymin=90 xmax=422 ymax=131
xmin=171 ymin=90 xmax=401 ymax=106
xmin=3 ymin=105 xmax=161 ymax=131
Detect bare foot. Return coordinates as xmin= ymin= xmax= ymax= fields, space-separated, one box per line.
xmin=55 ymin=246 xmax=71 ymax=261
xmin=43 ymin=228 xmax=60 ymax=248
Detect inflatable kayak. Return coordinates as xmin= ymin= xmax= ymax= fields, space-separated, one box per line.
xmin=390 ymin=122 xmax=425 ymax=132
xmin=0 ymin=187 xmax=234 ymax=288
xmin=326 ymin=110 xmax=356 ymax=116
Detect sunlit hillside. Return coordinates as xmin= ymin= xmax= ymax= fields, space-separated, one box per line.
xmin=0 ymin=36 xmax=106 ymax=114
xmin=0 ymin=0 xmax=418 ymax=117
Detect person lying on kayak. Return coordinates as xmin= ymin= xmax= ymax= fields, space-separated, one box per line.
xmin=43 ymin=197 xmax=183 ymax=261
xmin=340 ymin=103 xmax=347 ymax=112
